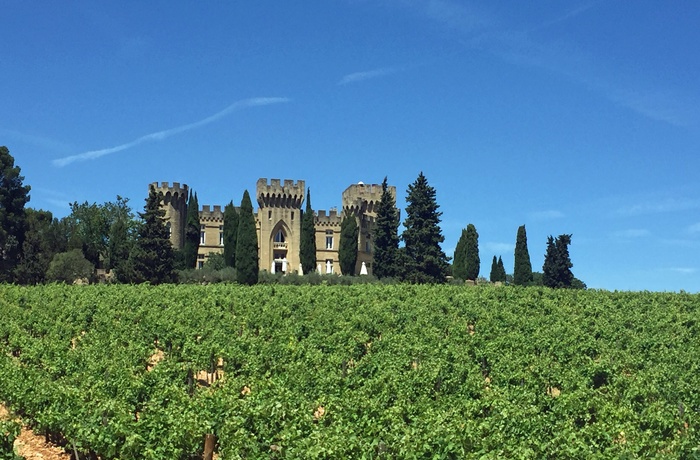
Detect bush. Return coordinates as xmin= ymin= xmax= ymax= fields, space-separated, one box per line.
xmin=0 ymin=419 xmax=21 ymax=460
xmin=46 ymin=249 xmax=95 ymax=283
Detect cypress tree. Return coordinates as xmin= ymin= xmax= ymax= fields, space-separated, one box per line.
xmin=299 ymin=189 xmax=317 ymax=275
xmin=183 ymin=190 xmax=200 ymax=269
xmin=464 ymin=223 xmax=480 ymax=281
xmin=513 ymin=225 xmax=533 ymax=286
xmin=127 ymin=185 xmax=176 ymax=284
xmin=543 ymin=234 xmax=574 ymax=288
xmin=223 ymin=201 xmax=238 ymax=268
xmin=0 ymin=146 xmax=31 ymax=282
xmin=373 ymin=177 xmax=401 ymax=279
xmin=489 ymin=255 xmax=498 ymax=282
xmin=452 ymin=228 xmax=468 ymax=280
xmin=339 ymin=214 xmax=359 ymax=275
xmin=235 ymin=190 xmax=258 ymax=285
xmin=497 ymin=256 xmax=507 ymax=282
xmin=402 ymin=172 xmax=449 ymax=283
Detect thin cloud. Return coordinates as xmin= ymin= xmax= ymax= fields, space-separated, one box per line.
xmin=617 ymin=198 xmax=700 ymax=216
xmin=483 ymin=242 xmax=515 ymax=254
xmin=687 ymin=222 xmax=700 ymax=234
xmin=53 ymin=97 xmax=290 ymax=167
xmin=668 ymin=267 xmax=697 ymax=275
xmin=338 ymin=67 xmax=398 ymax=85
xmin=529 ymin=210 xmax=564 ymax=221
xmin=613 ymin=229 xmax=651 ymax=238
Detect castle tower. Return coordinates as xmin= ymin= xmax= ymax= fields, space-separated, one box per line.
xmin=151 ymin=182 xmax=188 ymax=249
xmin=256 ymin=179 xmax=305 ymax=274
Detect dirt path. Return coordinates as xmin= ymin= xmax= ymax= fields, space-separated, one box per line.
xmin=1 ymin=403 xmax=71 ymax=460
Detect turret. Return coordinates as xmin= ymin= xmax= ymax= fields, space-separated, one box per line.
xmin=150 ymin=181 xmax=188 ymax=249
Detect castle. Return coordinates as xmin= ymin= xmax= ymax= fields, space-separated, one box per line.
xmin=150 ymin=179 xmax=396 ymax=275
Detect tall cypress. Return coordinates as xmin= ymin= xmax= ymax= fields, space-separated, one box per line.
xmin=513 ymin=225 xmax=533 ymax=286
xmin=489 ymin=255 xmax=498 ymax=283
xmin=299 ymin=189 xmax=317 ymax=275
xmin=452 ymin=228 xmax=468 ymax=280
xmin=373 ymin=177 xmax=401 ymax=279
xmin=401 ymin=172 xmax=449 ymax=284
xmin=235 ymin=190 xmax=258 ymax=285
xmin=464 ymin=223 xmax=480 ymax=281
xmin=183 ymin=190 xmax=200 ymax=269
xmin=223 ymin=201 xmax=238 ymax=268
xmin=339 ymin=214 xmax=359 ymax=275
xmin=497 ymin=256 xmax=507 ymax=282
xmin=543 ymin=234 xmax=574 ymax=289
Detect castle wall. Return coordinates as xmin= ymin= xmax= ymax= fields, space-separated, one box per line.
xmin=257 ymin=179 xmax=304 ymax=274
xmin=196 ymin=205 xmax=225 ymax=267
xmin=151 ymin=182 xmax=188 ymax=250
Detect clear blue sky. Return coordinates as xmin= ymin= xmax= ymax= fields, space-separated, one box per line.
xmin=2 ymin=1 xmax=699 ymax=291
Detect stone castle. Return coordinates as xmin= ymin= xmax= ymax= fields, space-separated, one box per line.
xmin=150 ymin=178 xmax=396 ymax=275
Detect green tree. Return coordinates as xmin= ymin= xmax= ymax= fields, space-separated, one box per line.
xmin=15 ymin=209 xmax=55 ymax=284
xmin=373 ymin=177 xmax=401 ymax=279
xmin=223 ymin=201 xmax=238 ymax=268
xmin=108 ymin=216 xmax=132 ymax=281
xmin=299 ymin=189 xmax=317 ymax=275
xmin=0 ymin=146 xmax=31 ymax=282
xmin=401 ymin=172 xmax=449 ymax=283
xmin=235 ymin=190 xmax=259 ymax=285
xmin=464 ymin=224 xmax=480 ymax=280
xmin=46 ymin=249 xmax=95 ymax=283
xmin=543 ymin=234 xmax=574 ymax=289
xmin=497 ymin=256 xmax=507 ymax=282
xmin=513 ymin=225 xmax=533 ymax=286
xmin=339 ymin=214 xmax=359 ymax=275
xmin=452 ymin=229 xmax=468 ymax=280
xmin=489 ymin=255 xmax=498 ymax=283
xmin=183 ymin=190 xmax=200 ymax=269
xmin=126 ymin=185 xmax=176 ymax=284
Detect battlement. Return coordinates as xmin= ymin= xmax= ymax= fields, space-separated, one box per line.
xmin=315 ymin=209 xmax=342 ymax=226
xmin=151 ymin=181 xmax=189 ymax=196
xmin=257 ymin=178 xmax=305 ymax=209
xmin=342 ymin=182 xmax=394 ymax=216
xmin=200 ymin=205 xmax=224 ymax=222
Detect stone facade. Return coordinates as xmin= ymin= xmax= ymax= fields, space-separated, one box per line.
xmin=153 ymin=178 xmax=396 ymax=275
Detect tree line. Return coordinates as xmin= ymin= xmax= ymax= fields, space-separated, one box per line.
xmin=1 ymin=145 xmax=582 ymax=287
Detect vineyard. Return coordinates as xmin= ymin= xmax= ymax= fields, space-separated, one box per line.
xmin=0 ymin=284 xmax=698 ymax=459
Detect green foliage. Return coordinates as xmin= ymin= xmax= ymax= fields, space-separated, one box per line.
xmin=183 ymin=190 xmax=200 ymax=270
xmin=235 ymin=190 xmax=258 ymax=285
xmin=338 ymin=215 xmax=359 ymax=275
xmin=222 ymin=201 xmax=238 ymax=268
xmin=46 ymin=249 xmax=95 ymax=283
xmin=299 ymin=189 xmax=317 ymax=275
xmin=463 ymin=224 xmax=480 ymax=280
xmin=402 ymin=172 xmax=449 ymax=283
xmin=489 ymin=255 xmax=498 ymax=282
xmin=514 ymin=225 xmax=533 ymax=286
xmin=15 ymin=209 xmax=55 ymax=284
xmin=126 ymin=185 xmax=176 ymax=284
xmin=373 ymin=177 xmax=401 ymax=280
xmin=452 ymin=228 xmax=468 ymax=280
xmin=543 ymin=234 xmax=575 ymax=289
xmin=0 ymin=146 xmax=31 ymax=282
xmin=496 ymin=256 xmax=506 ymax=282
xmin=203 ymin=252 xmax=226 ymax=271
xmin=0 ymin=285 xmax=699 ymax=458
xmin=0 ymin=419 xmax=21 ymax=460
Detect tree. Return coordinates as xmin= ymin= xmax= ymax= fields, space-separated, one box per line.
xmin=183 ymin=190 xmax=200 ymax=269
xmin=223 ymin=201 xmax=238 ymax=268
xmin=126 ymin=185 xmax=176 ymax=284
xmin=497 ymin=256 xmax=507 ymax=282
xmin=108 ymin=216 xmax=132 ymax=281
xmin=46 ymin=249 xmax=94 ymax=283
xmin=373 ymin=177 xmax=401 ymax=279
xmin=339 ymin=214 xmax=359 ymax=275
xmin=452 ymin=229 xmax=468 ymax=280
xmin=299 ymin=189 xmax=316 ymax=275
xmin=0 ymin=146 xmax=31 ymax=282
xmin=15 ymin=209 xmax=55 ymax=284
xmin=543 ymin=234 xmax=574 ymax=289
xmin=489 ymin=255 xmax=498 ymax=283
xmin=464 ymin=224 xmax=480 ymax=281
xmin=401 ymin=172 xmax=449 ymax=283
xmin=513 ymin=225 xmax=533 ymax=286
xmin=235 ymin=190 xmax=258 ymax=285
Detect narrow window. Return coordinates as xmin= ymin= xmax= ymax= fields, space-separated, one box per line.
xmin=219 ymin=226 xmax=224 ymax=246
xmin=325 ymin=230 xmax=333 ymax=250
xmin=326 ymin=259 xmax=333 ymax=274
xmin=268 ymin=210 xmax=272 ymax=220
xmin=200 ymin=225 xmax=206 ymax=245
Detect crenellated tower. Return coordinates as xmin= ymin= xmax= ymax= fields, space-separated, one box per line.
xmin=256 ymin=179 xmax=305 ymax=274
xmin=151 ymin=181 xmax=188 ymax=249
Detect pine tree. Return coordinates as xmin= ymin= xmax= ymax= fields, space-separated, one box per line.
xmin=223 ymin=201 xmax=238 ymax=268
xmin=126 ymin=185 xmax=176 ymax=284
xmin=452 ymin=228 xmax=468 ymax=280
xmin=339 ymin=214 xmax=359 ymax=275
xmin=513 ymin=225 xmax=533 ymax=286
xmin=108 ymin=216 xmax=132 ymax=281
xmin=373 ymin=177 xmax=401 ymax=279
xmin=464 ymin=223 xmax=480 ymax=281
xmin=235 ymin=190 xmax=259 ymax=285
xmin=299 ymin=189 xmax=317 ymax=275
xmin=401 ymin=172 xmax=449 ymax=283
xmin=497 ymin=256 xmax=507 ymax=282
xmin=183 ymin=190 xmax=200 ymax=269
xmin=15 ymin=209 xmax=54 ymax=284
xmin=0 ymin=146 xmax=31 ymax=282
xmin=489 ymin=255 xmax=498 ymax=283
xmin=543 ymin=234 xmax=574 ymax=288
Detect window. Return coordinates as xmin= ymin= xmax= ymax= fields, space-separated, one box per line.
xmin=291 ymin=212 xmax=294 ymax=220
xmin=200 ymin=225 xmax=206 ymax=245
xmin=325 ymin=230 xmax=333 ymax=249
xmin=219 ymin=226 xmax=224 ymax=246
xmin=326 ymin=259 xmax=333 ymax=274
xmin=274 ymin=230 xmax=286 ymax=243
xmin=365 ymin=241 xmax=371 ymax=253
xmin=197 ymin=254 xmax=205 ymax=269
xmin=268 ymin=210 xmax=272 ymax=220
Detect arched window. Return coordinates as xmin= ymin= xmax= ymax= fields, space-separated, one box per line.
xmin=274 ymin=229 xmax=286 ymax=243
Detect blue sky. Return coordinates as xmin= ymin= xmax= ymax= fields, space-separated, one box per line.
xmin=2 ymin=1 xmax=699 ymax=291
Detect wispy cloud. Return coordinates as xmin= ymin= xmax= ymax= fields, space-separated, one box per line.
xmin=687 ymin=222 xmax=700 ymax=234
xmin=483 ymin=242 xmax=515 ymax=254
xmin=338 ymin=67 xmax=398 ymax=85
xmin=613 ymin=229 xmax=651 ymax=239
xmin=529 ymin=210 xmax=565 ymax=221
xmin=617 ymin=198 xmax=700 ymax=216
xmin=0 ymin=128 xmax=73 ymax=153
xmin=667 ymin=267 xmax=697 ymax=275
xmin=53 ymin=97 xmax=290 ymax=167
